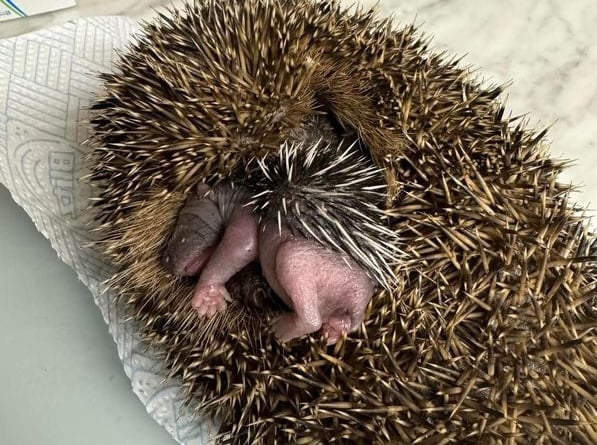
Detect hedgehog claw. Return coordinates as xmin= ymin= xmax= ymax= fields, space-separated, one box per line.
xmin=192 ymin=283 xmax=229 ymax=317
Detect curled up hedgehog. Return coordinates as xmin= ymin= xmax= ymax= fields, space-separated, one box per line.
xmin=87 ymin=0 xmax=597 ymax=444
xmin=161 ymin=114 xmax=403 ymax=344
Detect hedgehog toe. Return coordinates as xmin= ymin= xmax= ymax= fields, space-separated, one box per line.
xmin=192 ymin=283 xmax=229 ymax=317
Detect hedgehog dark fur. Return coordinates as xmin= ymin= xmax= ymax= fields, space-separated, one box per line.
xmin=87 ymin=0 xmax=597 ymax=443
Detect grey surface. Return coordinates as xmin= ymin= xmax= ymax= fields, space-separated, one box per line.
xmin=0 ymin=184 xmax=175 ymax=445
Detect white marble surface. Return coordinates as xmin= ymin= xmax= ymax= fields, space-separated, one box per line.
xmin=1 ymin=1 xmax=596 ymax=444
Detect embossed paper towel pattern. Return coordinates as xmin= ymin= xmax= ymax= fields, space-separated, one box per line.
xmin=0 ymin=17 xmax=213 ymax=445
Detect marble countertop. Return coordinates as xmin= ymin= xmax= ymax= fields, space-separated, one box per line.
xmin=1 ymin=1 xmax=595 ymax=444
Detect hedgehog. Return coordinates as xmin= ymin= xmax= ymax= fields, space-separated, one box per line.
xmin=86 ymin=1 xmax=597 ymax=444
xmin=161 ymin=116 xmax=403 ymax=344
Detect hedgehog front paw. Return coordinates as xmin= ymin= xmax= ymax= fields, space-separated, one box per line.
xmin=192 ymin=282 xmax=230 ymax=317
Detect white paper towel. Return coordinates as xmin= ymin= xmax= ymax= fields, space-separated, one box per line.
xmin=0 ymin=16 xmax=214 ymax=445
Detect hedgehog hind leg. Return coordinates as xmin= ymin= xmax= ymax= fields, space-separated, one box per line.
xmin=271 ymin=310 xmax=322 ymax=342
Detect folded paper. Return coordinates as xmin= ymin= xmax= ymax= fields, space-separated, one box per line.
xmin=0 ymin=17 xmax=213 ymax=445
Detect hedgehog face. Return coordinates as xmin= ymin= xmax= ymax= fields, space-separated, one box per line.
xmin=162 ymin=186 xmax=224 ymax=276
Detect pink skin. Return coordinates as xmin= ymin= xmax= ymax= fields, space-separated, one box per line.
xmin=191 ymin=205 xmax=259 ymax=317
xmin=259 ymin=223 xmax=374 ymax=344
xmin=163 ymin=183 xmax=375 ymax=344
